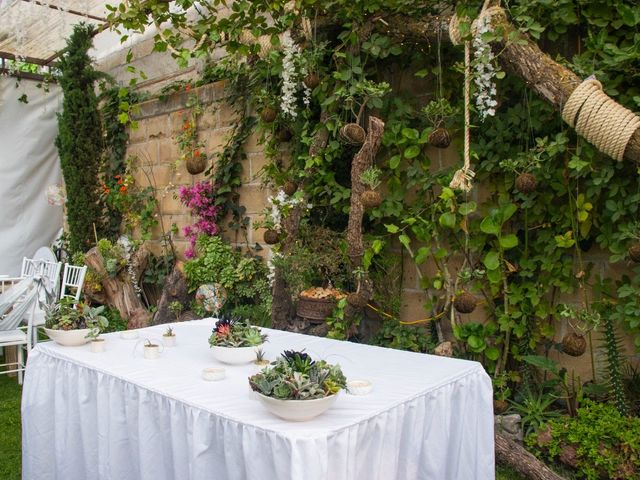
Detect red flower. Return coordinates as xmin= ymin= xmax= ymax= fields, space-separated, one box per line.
xmin=194 ymin=150 xmax=201 ymax=158
xmin=119 ymin=185 xmax=127 ymax=194
xmin=183 ymin=121 xmax=190 ymax=131
xmin=117 ymin=178 xmax=123 ymax=185
xmin=115 ymin=174 xmax=121 ymax=179
xmin=186 ymin=84 xmax=192 ymax=92
xmin=216 ymin=324 xmax=231 ymax=337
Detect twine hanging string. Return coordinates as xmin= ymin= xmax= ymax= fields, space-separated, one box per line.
xmin=562 ymin=77 xmax=640 ymax=161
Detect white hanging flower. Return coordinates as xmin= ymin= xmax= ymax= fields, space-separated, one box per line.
xmin=266 ymin=188 xmax=310 ymax=232
xmin=280 ymin=32 xmax=303 ymax=118
xmin=45 ymin=184 xmax=66 ymax=206
xmin=472 ymin=16 xmax=498 ymax=121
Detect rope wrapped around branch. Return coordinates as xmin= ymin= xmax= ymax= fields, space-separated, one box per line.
xmin=562 ymin=78 xmax=640 ymax=161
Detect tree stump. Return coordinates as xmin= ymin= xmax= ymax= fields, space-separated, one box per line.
xmin=152 ymin=263 xmax=192 ymax=325
xmin=495 ymin=431 xmax=565 ymax=480
xmin=84 ymin=246 xmax=151 ymax=328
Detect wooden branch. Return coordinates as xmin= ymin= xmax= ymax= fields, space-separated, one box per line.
xmin=347 ymin=116 xmax=385 ymax=265
xmin=377 ymin=11 xmax=640 ymax=163
xmin=495 ymin=432 xmax=566 ymax=480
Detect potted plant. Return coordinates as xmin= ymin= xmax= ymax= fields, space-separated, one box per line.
xmin=492 ymin=373 xmax=512 ymax=414
xmin=143 ymin=338 xmax=162 ymax=359
xmin=254 ymin=348 xmax=270 ymax=366
xmin=254 ymin=88 xmax=278 ymax=123
xmin=44 ymin=299 xmax=108 ymax=347
xmin=360 ymin=166 xmax=383 ymax=209
xmin=453 ymin=291 xmax=478 ymax=314
xmin=85 ymin=308 xmax=109 ymax=353
xmin=557 ymin=304 xmax=600 ymax=357
xmin=208 ymin=317 xmax=267 ymax=364
xmin=422 ymin=98 xmax=458 ymax=149
xmin=297 ymin=286 xmax=347 ymax=323
xmin=249 ymin=350 xmax=347 ymax=421
xmin=500 ymin=149 xmax=543 ymax=195
xmin=298 ymin=41 xmax=328 ymax=90
xmin=163 ymin=326 xmax=177 ymax=347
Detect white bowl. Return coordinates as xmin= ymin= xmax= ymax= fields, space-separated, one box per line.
xmin=202 ymin=367 xmax=225 ymax=381
xmin=347 ymin=379 xmax=373 ymax=395
xmin=211 ymin=345 xmax=261 ymax=365
xmin=44 ymin=328 xmax=91 ymax=346
xmin=255 ymin=392 xmax=339 ymax=421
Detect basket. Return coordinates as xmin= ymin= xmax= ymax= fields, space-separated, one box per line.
xmin=296 ymin=296 xmax=337 ymax=322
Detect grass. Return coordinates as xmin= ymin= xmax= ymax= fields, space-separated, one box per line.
xmin=0 ymin=373 xmax=22 ymax=480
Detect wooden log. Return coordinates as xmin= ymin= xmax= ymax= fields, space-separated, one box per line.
xmin=495 ymin=431 xmax=566 ymax=480
xmin=84 ymin=246 xmax=151 ymax=328
xmin=346 ymin=116 xmax=385 ymax=265
xmin=152 ymin=263 xmax=192 ymax=325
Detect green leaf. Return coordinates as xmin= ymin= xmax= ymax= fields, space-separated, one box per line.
xmin=500 ymin=234 xmax=519 ymax=249
xmin=467 ymin=335 xmax=485 ymax=351
xmin=439 ymin=212 xmax=457 ymax=229
xmin=458 ymin=202 xmax=477 ymax=215
xmin=522 ymin=355 xmax=560 ymax=375
xmin=385 ymin=224 xmax=399 ymax=234
xmin=485 ymin=347 xmax=500 ymax=361
xmin=483 ymin=251 xmax=500 ymax=270
xmin=401 ymin=128 xmax=419 ymax=140
xmin=399 ymin=234 xmax=411 ymax=249
xmin=480 ymin=216 xmax=500 ymax=235
xmin=404 ymin=145 xmax=421 ymax=159
xmin=389 ymin=154 xmax=401 ymax=169
xmin=415 ymin=247 xmax=429 ymax=265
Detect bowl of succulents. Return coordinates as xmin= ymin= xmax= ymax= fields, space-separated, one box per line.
xmin=44 ymin=298 xmax=109 ymax=347
xmin=208 ymin=317 xmax=267 ymax=365
xmin=248 ymin=350 xmax=347 ymax=421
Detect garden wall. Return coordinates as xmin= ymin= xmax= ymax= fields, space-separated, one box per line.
xmin=97 ymin=50 xmax=636 ymax=381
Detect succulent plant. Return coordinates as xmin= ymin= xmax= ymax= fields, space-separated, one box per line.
xmin=208 ymin=316 xmax=267 ymax=348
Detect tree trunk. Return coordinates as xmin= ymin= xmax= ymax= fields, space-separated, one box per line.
xmin=346 ymin=116 xmax=385 ymax=266
xmin=271 ymin=119 xmax=331 ymax=330
xmin=379 ymin=10 xmax=640 ymax=163
xmin=495 ymin=431 xmax=566 ymax=480
xmin=84 ymin=246 xmax=151 ymax=328
xmin=151 ymin=263 xmax=192 ymax=325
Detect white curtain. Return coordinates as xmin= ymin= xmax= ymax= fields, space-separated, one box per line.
xmin=0 ymin=77 xmax=63 ymax=276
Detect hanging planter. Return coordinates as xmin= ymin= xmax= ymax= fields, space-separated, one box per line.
xmin=515 ymin=172 xmax=537 ymax=194
xmin=360 ymin=190 xmax=382 ymax=209
xmin=561 ymin=332 xmax=586 ymax=357
xmin=275 ymin=128 xmax=292 ymax=142
xmin=628 ymin=243 xmax=640 ymax=262
xmin=260 ymin=107 xmax=277 ymax=123
xmin=340 ymin=123 xmax=366 ymax=146
xmin=428 ymin=127 xmax=452 ymax=148
xmin=186 ymin=153 xmax=207 ymax=175
xmin=263 ymin=229 xmax=280 ymax=245
xmin=454 ymin=292 xmax=477 ymax=314
xmin=346 ymin=292 xmax=368 ymax=308
xmin=303 ymin=72 xmax=320 ymax=89
xmin=283 ymin=181 xmax=298 ymax=196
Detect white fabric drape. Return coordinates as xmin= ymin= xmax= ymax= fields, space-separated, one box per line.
xmin=0 ymin=78 xmax=63 ymax=276
xmin=22 ymin=319 xmax=495 ymax=480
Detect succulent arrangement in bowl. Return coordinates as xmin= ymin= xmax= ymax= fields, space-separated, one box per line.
xmin=44 ymin=298 xmax=109 ymax=346
xmin=249 ymin=351 xmax=347 ymax=421
xmin=208 ymin=317 xmax=267 ymax=364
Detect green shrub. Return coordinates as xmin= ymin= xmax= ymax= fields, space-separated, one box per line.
xmin=527 ymin=400 xmax=640 ymax=479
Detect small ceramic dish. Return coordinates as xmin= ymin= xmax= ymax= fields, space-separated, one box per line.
xmin=120 ymin=330 xmax=139 ymax=340
xmin=202 ymin=367 xmax=226 ymax=381
xmin=347 ymin=380 xmax=373 ymax=396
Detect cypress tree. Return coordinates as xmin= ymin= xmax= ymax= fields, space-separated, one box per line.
xmin=55 ymin=23 xmax=104 ymax=253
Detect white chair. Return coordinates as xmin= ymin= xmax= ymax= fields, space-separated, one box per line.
xmin=60 ymin=264 xmax=88 ymax=302
xmin=0 ymin=277 xmax=42 ymax=384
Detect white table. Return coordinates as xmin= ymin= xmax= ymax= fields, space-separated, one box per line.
xmin=22 ymin=319 xmax=494 ymax=480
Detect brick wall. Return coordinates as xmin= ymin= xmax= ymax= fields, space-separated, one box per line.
xmin=127 ymin=81 xmax=271 ymax=259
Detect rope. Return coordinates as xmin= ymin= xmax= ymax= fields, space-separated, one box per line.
xmin=449 ymin=39 xmax=475 ymax=192
xmin=562 ymin=78 xmax=640 ymax=161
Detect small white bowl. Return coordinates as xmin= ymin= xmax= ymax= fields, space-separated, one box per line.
xmin=90 ymin=339 xmax=105 ymax=353
xmin=347 ymin=380 xmax=373 ymax=396
xmin=202 ymin=367 xmax=226 ymax=381
xmin=120 ymin=330 xmax=139 ymax=340
xmin=163 ymin=335 xmax=176 ymax=347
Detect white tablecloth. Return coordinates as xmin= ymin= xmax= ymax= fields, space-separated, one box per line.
xmin=22 ymin=319 xmax=494 ymax=480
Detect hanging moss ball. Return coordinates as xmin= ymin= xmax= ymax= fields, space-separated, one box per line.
xmin=260 ymin=107 xmax=277 ymax=123
xmin=493 ymin=399 xmax=509 ymax=414
xmin=428 ymin=127 xmax=452 ymax=149
xmin=454 ymin=292 xmax=477 ymax=314
xmin=360 ymin=190 xmax=382 ymax=209
xmin=628 ymin=243 xmax=640 ymax=262
xmin=515 ymin=173 xmax=537 ymax=194
xmin=186 ymin=155 xmax=207 ymax=175
xmin=263 ymin=229 xmax=280 ymax=245
xmin=303 ymin=73 xmax=320 ymax=89
xmin=283 ymin=181 xmax=298 ymax=196
xmin=346 ymin=292 xmax=368 ymax=308
xmin=340 ymin=123 xmax=366 ymax=145
xmin=275 ymin=128 xmax=292 ymax=142
xmin=561 ymin=332 xmax=587 ymax=357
